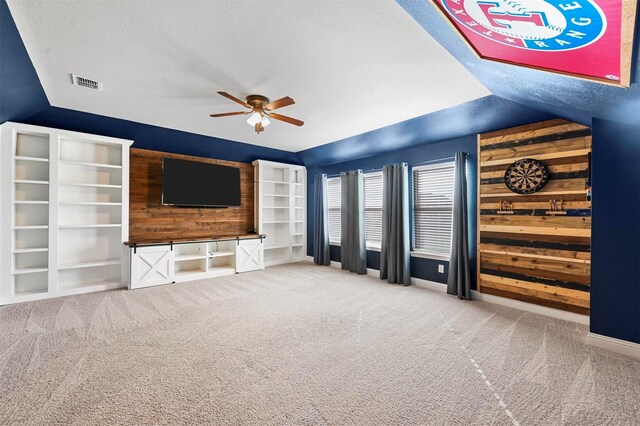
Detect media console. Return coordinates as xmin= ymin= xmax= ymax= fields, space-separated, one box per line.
xmin=127 ymin=235 xmax=265 ymax=289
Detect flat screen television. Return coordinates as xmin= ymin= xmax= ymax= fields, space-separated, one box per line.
xmin=162 ymin=158 xmax=241 ymax=207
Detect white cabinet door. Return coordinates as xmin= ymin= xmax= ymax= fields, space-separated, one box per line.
xmin=235 ymin=239 xmax=264 ymax=273
xmin=130 ymin=246 xmax=175 ymax=289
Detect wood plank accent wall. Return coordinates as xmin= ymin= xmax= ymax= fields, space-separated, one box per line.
xmin=477 ymin=119 xmax=592 ymax=315
xmin=128 ymin=148 xmax=254 ymax=243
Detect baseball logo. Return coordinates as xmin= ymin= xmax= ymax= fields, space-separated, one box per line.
xmin=440 ymin=0 xmax=607 ymax=51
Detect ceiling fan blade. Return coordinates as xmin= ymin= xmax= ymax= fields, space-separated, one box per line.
xmin=255 ymin=122 xmax=265 ymax=134
xmin=217 ymin=91 xmax=251 ymax=109
xmin=268 ymin=113 xmax=304 ymax=127
xmin=209 ymin=111 xmax=247 ymax=117
xmin=264 ymin=96 xmax=295 ymax=111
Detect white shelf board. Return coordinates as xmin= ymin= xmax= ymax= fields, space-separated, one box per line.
xmin=168 ymin=266 xmax=236 ymax=283
xmin=292 ymin=244 xmax=304 ymax=247
xmin=13 ymin=267 xmax=48 ymax=275
xmin=58 ymin=280 xmax=124 ymax=291
xmin=13 ymin=248 xmax=48 ymax=253
xmin=292 ymin=233 xmax=304 ymax=236
xmin=14 ymin=179 xmax=49 ymax=185
xmin=14 ymin=201 xmax=49 ymax=205
xmin=206 ymin=266 xmax=236 ymax=276
xmin=59 ymin=202 xmax=122 ymax=206
xmin=15 ymin=156 xmax=49 ymax=163
xmin=208 ymin=251 xmax=234 ymax=258
xmin=264 ymin=245 xmax=290 ymax=250
xmin=59 ymin=224 xmax=122 ymax=229
xmin=263 ymin=180 xmax=289 ymax=185
xmin=175 ymin=269 xmax=208 ymax=278
xmin=14 ymin=289 xmax=48 ymax=297
xmin=58 ymin=259 xmax=121 ymax=270
xmin=60 ymin=182 xmax=122 ymax=189
xmin=175 ymin=254 xmax=207 ymax=261
xmin=13 ymin=225 xmax=48 ymax=230
xmin=60 ymin=160 xmax=122 ymax=169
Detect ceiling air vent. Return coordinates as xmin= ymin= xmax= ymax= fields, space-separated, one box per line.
xmin=71 ymin=74 xmax=103 ymax=91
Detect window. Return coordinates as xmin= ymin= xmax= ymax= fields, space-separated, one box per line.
xmin=412 ymin=162 xmax=455 ymax=258
xmin=363 ymin=171 xmax=383 ymax=249
xmin=327 ymin=177 xmax=341 ymax=244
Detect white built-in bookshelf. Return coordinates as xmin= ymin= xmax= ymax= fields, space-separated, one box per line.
xmin=253 ymin=160 xmax=306 ymax=266
xmin=0 ymin=122 xmax=132 ymax=304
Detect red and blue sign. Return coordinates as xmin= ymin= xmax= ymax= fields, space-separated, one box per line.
xmin=435 ymin=0 xmax=634 ymax=85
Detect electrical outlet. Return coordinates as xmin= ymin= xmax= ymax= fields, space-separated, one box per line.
xmin=438 ymin=264 xmax=445 ymax=274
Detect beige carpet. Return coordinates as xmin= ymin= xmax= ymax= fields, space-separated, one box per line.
xmin=1 ymin=263 xmax=639 ymax=425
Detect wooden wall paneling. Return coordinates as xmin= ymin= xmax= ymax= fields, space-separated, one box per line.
xmin=476 ymin=133 xmax=481 ymax=308
xmin=477 ymin=119 xmax=592 ymax=315
xmin=128 ymin=148 xmax=255 ymax=243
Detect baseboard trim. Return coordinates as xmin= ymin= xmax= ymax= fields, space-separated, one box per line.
xmin=306 ymin=256 xmax=448 ymax=291
xmin=587 ymin=333 xmax=640 ymax=360
xmin=471 ymin=290 xmax=590 ymax=326
xmin=412 ymin=277 xmax=447 ymax=293
xmin=304 ymin=256 xmax=588 ymax=325
xmin=303 ymin=256 xmax=640 ymax=357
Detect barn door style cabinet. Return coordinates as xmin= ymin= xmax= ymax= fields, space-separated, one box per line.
xmin=128 ymin=236 xmax=265 ymax=289
xmin=253 ymin=160 xmax=307 ymax=266
xmin=0 ymin=122 xmax=132 ymax=304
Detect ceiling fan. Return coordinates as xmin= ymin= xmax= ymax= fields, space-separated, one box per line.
xmin=210 ymin=91 xmax=304 ymax=134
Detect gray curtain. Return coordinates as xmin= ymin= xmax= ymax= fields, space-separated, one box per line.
xmin=380 ymin=163 xmax=411 ymax=285
xmin=447 ymin=152 xmax=471 ymax=299
xmin=340 ymin=170 xmax=366 ymax=274
xmin=313 ymin=174 xmax=330 ymax=265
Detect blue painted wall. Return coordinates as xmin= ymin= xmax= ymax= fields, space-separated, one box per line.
xmin=0 ymin=0 xmax=49 ymax=122
xmin=302 ymin=96 xmax=555 ymax=287
xmin=307 ymin=134 xmax=477 ymax=287
xmin=590 ymin=118 xmax=640 ymax=344
xmin=24 ymin=106 xmax=300 ymax=164
xmin=299 ymin=95 xmax=552 ymax=167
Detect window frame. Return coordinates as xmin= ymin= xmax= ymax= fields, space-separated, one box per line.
xmin=363 ymin=170 xmax=383 ymax=251
xmin=410 ymin=161 xmax=456 ymax=261
xmin=326 ymin=176 xmax=342 ymax=246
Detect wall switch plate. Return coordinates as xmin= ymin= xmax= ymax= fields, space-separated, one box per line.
xmin=438 ymin=264 xmax=445 ymax=274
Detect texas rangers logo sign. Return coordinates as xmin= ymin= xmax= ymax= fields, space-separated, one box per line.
xmin=434 ymin=0 xmax=636 ymax=86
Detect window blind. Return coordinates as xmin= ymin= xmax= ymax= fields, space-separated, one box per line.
xmin=363 ymin=171 xmax=383 ymax=246
xmin=327 ymin=177 xmax=341 ymax=243
xmin=412 ymin=162 xmax=455 ymax=257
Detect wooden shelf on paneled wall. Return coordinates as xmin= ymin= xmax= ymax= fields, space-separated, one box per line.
xmin=480 ymin=190 xmax=588 ymax=199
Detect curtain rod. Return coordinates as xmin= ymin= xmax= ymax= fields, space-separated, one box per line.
xmin=325 ymin=167 xmax=383 ymax=178
xmin=322 ymin=154 xmax=465 ymax=178
xmin=410 ymin=155 xmax=457 ymax=167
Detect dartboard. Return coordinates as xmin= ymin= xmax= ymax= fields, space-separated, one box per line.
xmin=504 ymin=159 xmax=549 ymax=194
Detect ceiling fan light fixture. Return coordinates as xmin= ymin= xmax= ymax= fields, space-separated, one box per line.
xmin=212 ymin=91 xmax=303 ymax=133
xmin=246 ymin=111 xmax=262 ymax=126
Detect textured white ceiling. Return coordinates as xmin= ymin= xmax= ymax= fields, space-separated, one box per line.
xmin=8 ymin=0 xmax=489 ymax=152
